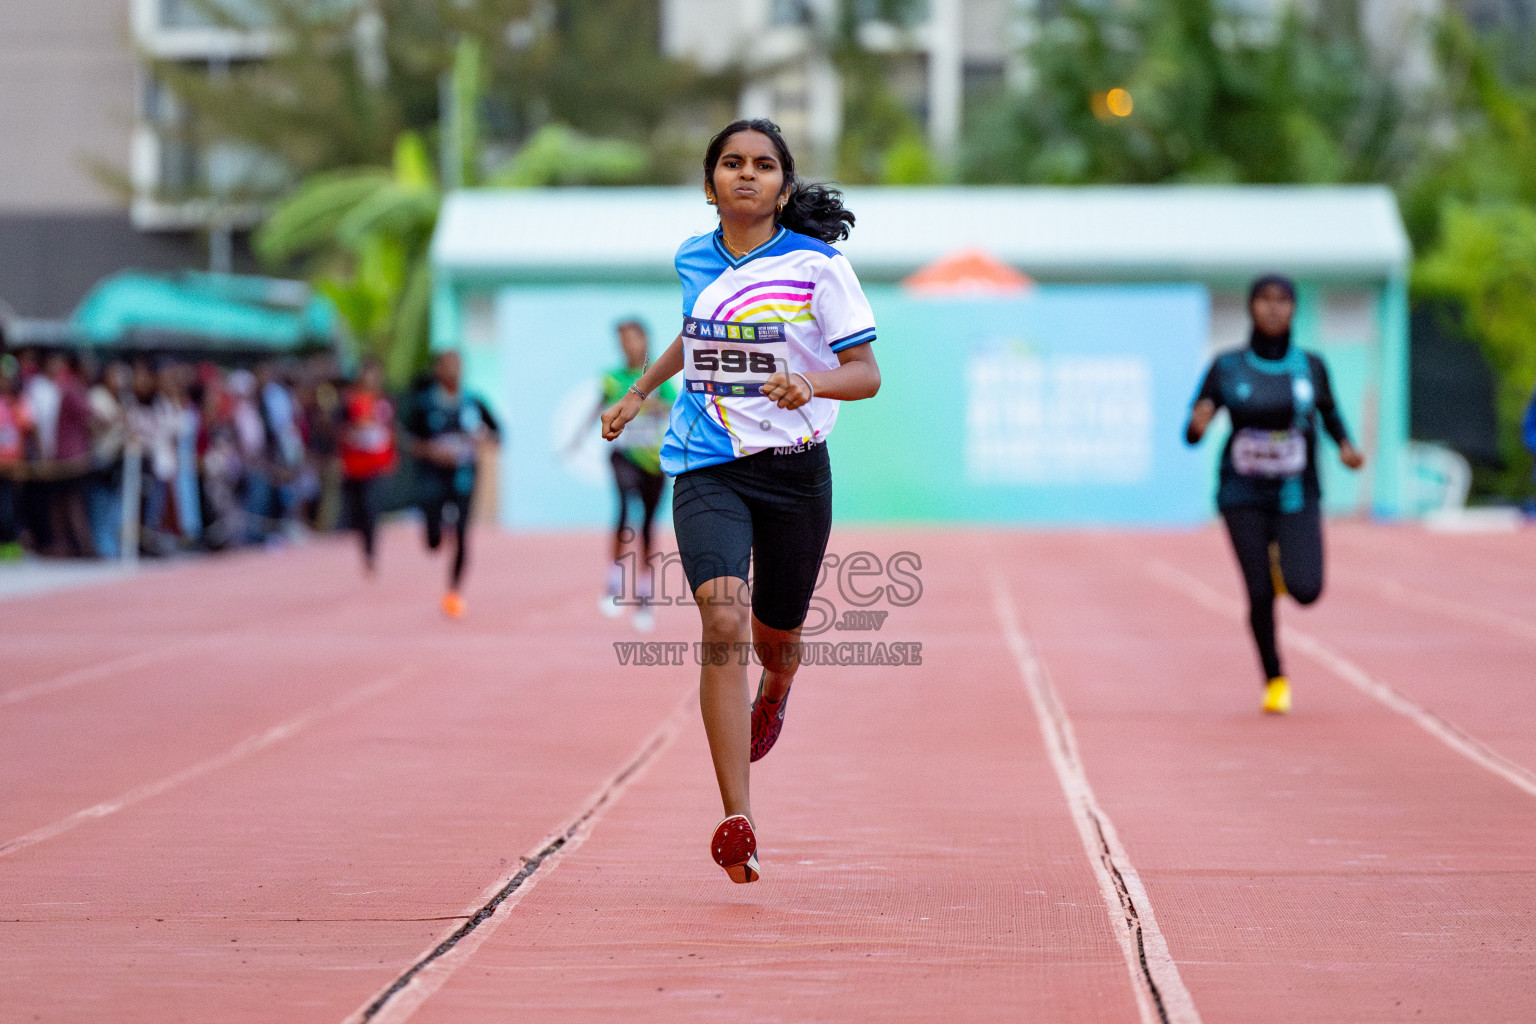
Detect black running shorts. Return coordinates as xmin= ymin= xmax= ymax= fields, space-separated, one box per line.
xmin=672 ymin=442 xmax=833 ymax=632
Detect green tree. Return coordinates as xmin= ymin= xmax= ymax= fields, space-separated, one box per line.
xmin=1405 ymin=15 xmax=1536 ymax=496
xmin=962 ymin=0 xmax=1408 ymax=186
xmin=255 ymin=132 xmax=440 ymax=384
xmin=1398 ymin=14 xmax=1536 ymax=247
xmin=148 ymin=0 xmax=726 ymax=199
xmin=1414 ymin=203 xmax=1536 ymax=497
xmin=489 ymin=124 xmax=649 ymax=186
xmin=830 ymin=1 xmax=938 ymax=184
xmin=152 ymin=0 xmax=728 ymax=378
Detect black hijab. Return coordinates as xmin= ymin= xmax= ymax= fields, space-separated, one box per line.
xmin=1247 ymin=273 xmax=1297 ymax=361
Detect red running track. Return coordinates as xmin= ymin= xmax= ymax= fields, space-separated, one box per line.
xmin=1 ymin=522 xmax=1533 ymax=1023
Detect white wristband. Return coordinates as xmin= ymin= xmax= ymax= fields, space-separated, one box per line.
xmin=792 ymin=371 xmax=814 ymax=402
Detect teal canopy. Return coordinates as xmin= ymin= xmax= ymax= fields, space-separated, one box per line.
xmin=69 ymin=272 xmax=346 ymax=354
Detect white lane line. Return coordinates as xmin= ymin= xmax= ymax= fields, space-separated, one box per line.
xmin=0 ymin=642 xmax=205 ymax=709
xmin=343 ymin=687 xmax=695 ymax=1024
xmin=1369 ymin=578 xmax=1536 ymax=644
xmin=1147 ymin=559 xmax=1536 ymax=799
xmin=0 ymin=668 xmax=412 ymax=860
xmin=990 ymin=572 xmax=1202 ymax=1024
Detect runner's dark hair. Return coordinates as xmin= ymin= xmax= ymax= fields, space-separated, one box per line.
xmin=703 ymin=119 xmax=855 ymax=244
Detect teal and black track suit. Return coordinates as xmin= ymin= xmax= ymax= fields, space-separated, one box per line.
xmin=405 ymin=383 xmax=500 ymax=591
xmin=1187 ymin=327 xmax=1353 ymax=683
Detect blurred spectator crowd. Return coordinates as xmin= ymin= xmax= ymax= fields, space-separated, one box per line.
xmin=0 ymin=349 xmax=355 ymax=561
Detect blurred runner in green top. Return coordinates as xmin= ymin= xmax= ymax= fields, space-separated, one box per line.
xmin=602 ymin=322 xmax=676 ymax=475
xmin=584 ymin=320 xmax=676 ymax=632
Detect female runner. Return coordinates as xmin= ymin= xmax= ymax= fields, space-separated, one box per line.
xmin=406 ymin=351 xmax=500 ymax=618
xmin=584 ymin=319 xmax=675 ymax=633
xmin=601 ymin=119 xmax=881 ymax=883
xmin=338 ymin=357 xmax=397 ymax=575
xmin=1185 ymin=274 xmax=1364 ymax=714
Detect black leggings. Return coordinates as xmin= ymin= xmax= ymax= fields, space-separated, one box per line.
xmin=1222 ymin=505 xmax=1324 ymax=683
xmin=422 ymin=485 xmax=472 ymax=591
xmin=611 ymin=451 xmax=664 ymax=552
xmin=673 ymin=442 xmax=832 ymax=632
xmin=343 ymin=477 xmax=381 ymax=566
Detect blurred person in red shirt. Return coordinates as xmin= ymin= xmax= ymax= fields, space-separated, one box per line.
xmin=338 ymin=357 xmax=397 ymax=574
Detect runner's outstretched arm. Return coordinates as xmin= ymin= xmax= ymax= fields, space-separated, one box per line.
xmin=602 ymin=334 xmax=683 ymax=440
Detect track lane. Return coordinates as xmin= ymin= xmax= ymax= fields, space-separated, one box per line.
xmin=349 ymin=688 xmax=696 ymax=1024
xmin=1329 ymin=523 xmax=1536 ymax=611
xmin=395 ymin=530 xmax=1145 ymax=1024
xmin=0 ymin=527 xmax=644 ymax=841
xmin=991 ymin=566 xmax=1201 ymax=1024
xmin=1143 ymin=522 xmax=1536 ymax=783
xmin=997 ymin=530 xmax=1536 ymax=1023
xmin=1148 ymin=559 xmax=1536 ymax=798
xmin=0 ymin=530 xmax=695 ymax=1023
xmin=3 ymin=524 xmax=1533 ymax=1023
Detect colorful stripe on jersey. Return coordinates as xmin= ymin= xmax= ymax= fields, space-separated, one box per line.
xmin=710 ymin=280 xmax=815 ymax=323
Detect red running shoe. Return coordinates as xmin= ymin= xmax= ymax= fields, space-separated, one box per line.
xmin=711 ymin=814 xmax=760 ymax=883
xmin=750 ymin=673 xmax=792 ymax=763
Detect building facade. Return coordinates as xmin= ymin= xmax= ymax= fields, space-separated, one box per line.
xmin=0 ymin=0 xmax=263 ymax=329
xmin=661 ymin=0 xmax=1021 ymax=173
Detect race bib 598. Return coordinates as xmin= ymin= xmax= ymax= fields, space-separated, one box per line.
xmin=682 ymin=316 xmax=789 ymax=397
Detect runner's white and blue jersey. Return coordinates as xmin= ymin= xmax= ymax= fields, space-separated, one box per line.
xmin=658 ymin=225 xmax=876 ymax=475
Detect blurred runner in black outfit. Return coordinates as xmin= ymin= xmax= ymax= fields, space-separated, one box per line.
xmin=406 ymin=351 xmax=500 ymax=618
xmin=1185 ymin=274 xmax=1365 ymax=715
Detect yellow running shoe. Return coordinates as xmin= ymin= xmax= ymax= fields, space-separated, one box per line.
xmin=1262 ymin=676 xmax=1292 ymax=715
xmin=442 ymin=592 xmax=466 ymax=619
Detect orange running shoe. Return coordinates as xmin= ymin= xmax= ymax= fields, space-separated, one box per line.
xmin=711 ymin=814 xmax=759 ymax=883
xmin=442 ymin=592 xmax=466 ymax=619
